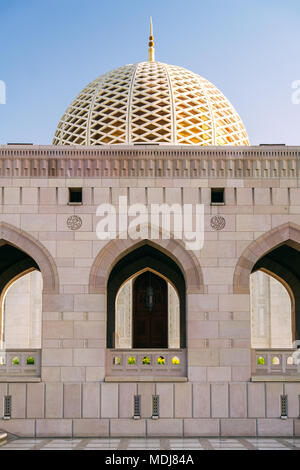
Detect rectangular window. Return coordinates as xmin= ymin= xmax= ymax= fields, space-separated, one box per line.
xmin=211 ymin=188 xmax=225 ymax=204
xmin=69 ymin=187 xmax=82 ymax=204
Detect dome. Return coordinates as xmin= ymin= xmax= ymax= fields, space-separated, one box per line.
xmin=53 ymin=24 xmax=249 ymax=146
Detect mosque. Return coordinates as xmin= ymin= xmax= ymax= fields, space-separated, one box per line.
xmin=0 ymin=21 xmax=299 ymax=438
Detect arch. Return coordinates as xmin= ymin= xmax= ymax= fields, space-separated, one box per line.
xmin=233 ymin=222 xmax=300 ymax=294
xmin=106 ymin=242 xmax=187 ymax=348
xmin=89 ymin=238 xmax=203 ymax=295
xmin=0 ymin=222 xmax=59 ymax=294
xmin=255 ymin=267 xmax=296 ymax=342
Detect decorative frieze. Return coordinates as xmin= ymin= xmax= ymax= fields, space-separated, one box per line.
xmin=0 ymin=146 xmax=299 ymax=179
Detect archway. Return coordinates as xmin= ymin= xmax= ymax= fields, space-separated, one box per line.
xmin=89 ymin=237 xmax=203 ymax=295
xmin=0 ymin=223 xmax=59 ymax=346
xmin=234 ymin=223 xmax=300 ymax=341
xmin=106 ymin=243 xmax=186 ymax=348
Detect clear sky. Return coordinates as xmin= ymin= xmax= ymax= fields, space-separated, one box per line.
xmin=0 ymin=0 xmax=299 ymax=145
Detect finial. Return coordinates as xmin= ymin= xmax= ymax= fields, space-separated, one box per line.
xmin=148 ymin=17 xmax=155 ymax=62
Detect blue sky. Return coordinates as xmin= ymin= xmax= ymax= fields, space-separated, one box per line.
xmin=0 ymin=0 xmax=299 ymax=145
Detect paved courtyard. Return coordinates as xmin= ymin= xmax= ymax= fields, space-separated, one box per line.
xmin=0 ymin=437 xmax=300 ymax=450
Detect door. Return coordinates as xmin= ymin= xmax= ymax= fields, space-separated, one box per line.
xmin=133 ymin=271 xmax=168 ymax=348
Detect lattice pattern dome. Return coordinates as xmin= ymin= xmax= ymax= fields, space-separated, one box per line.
xmin=53 ymin=61 xmax=249 ymax=146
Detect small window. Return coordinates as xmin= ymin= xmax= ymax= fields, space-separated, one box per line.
xmin=211 ymin=188 xmax=225 ymax=204
xmin=69 ymin=188 xmax=82 ymax=204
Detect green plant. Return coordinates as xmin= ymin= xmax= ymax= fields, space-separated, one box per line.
xmin=142 ymin=356 xmax=151 ymax=365
xmin=128 ymin=356 xmax=136 ymax=365
xmin=257 ymin=357 xmax=265 ymax=365
xmin=26 ymin=356 xmax=35 ymax=365
xmin=157 ymin=356 xmax=165 ymax=365
xmin=12 ymin=357 xmax=20 ymax=365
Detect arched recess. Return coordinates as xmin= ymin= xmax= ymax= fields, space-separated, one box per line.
xmin=1 ymin=268 xmax=43 ymax=348
xmin=115 ymin=267 xmax=181 ymax=349
xmin=234 ymin=222 xmax=300 ymax=339
xmin=0 ymin=222 xmax=59 ymax=294
xmin=89 ymin=237 xmax=203 ymax=295
xmin=105 ymin=243 xmax=187 ymax=348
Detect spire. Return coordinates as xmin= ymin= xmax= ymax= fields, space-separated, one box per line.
xmin=148 ymin=17 xmax=155 ymax=62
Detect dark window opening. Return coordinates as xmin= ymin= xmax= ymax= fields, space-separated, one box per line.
xmin=69 ymin=187 xmax=82 ymax=204
xmin=211 ymin=188 xmax=225 ymax=204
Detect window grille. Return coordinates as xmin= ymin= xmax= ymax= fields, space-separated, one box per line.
xmin=280 ymin=395 xmax=288 ymax=419
xmin=152 ymin=395 xmax=159 ymax=419
xmin=4 ymin=396 xmax=11 ymax=419
xmin=133 ymin=395 xmax=141 ymax=419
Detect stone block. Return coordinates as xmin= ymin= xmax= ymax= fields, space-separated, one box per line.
xmin=184 ymin=419 xmax=219 ymax=436
xmin=110 ymin=419 xmax=146 ymax=437
xmin=57 ymin=241 xmax=92 ymax=258
xmin=42 ymin=349 xmax=73 ymax=367
xmin=147 ymin=419 xmax=183 ymax=437
xmin=63 ymin=384 xmax=81 ymax=418
xmin=229 ymin=383 xmax=247 ymax=418
xmin=257 ymin=418 xmax=293 ymax=437
xmin=36 ymin=419 xmax=72 ymax=437
xmin=189 ymin=349 xmax=219 ymax=367
xmin=266 ymin=383 xmax=283 ymax=418
xmin=73 ymin=419 xmax=109 ymax=437
xmin=27 ymin=383 xmax=45 ymax=418
xmin=236 ymin=188 xmax=252 ymax=205
xmin=83 ymin=383 xmax=100 ymax=418
xmin=22 ymin=187 xmax=38 ymax=205
xmin=207 ymin=367 xmax=231 ymax=382
xmin=211 ymin=384 xmax=228 ymax=418
xmin=74 ymin=321 xmax=105 ymax=339
xmin=221 ymin=419 xmax=256 ymax=436
xmin=174 ymin=383 xmax=192 ymax=418
xmin=9 ymin=383 xmax=26 ymax=418
xmin=74 ymin=294 xmax=105 ymax=312
xmin=285 ymin=384 xmax=300 ymax=417
xmin=247 ymin=383 xmax=266 ymax=418
xmin=219 ymin=295 xmax=250 ymax=311
xmin=0 ymin=419 xmax=35 ymax=437
xmin=73 ymin=348 xmax=104 ymax=366
xmin=4 ymin=187 xmax=20 ymax=205
xmin=45 ymin=383 xmax=63 ymax=418
xmin=188 ymin=321 xmax=218 ymax=339
xmin=254 ymin=188 xmax=270 ymax=205
xmin=236 ymin=214 xmax=271 ymax=232
xmin=42 ymin=321 xmax=74 ymax=339
xmin=220 ymin=349 xmax=250 ymax=366
xmin=156 ymin=383 xmax=174 ymax=418
xmin=61 ymin=367 xmax=85 ymax=382
xmin=101 ymin=383 xmax=118 ymax=418
xmin=193 ymin=384 xmax=210 ymax=418
xmin=119 ymin=383 xmax=136 ymax=418
xmin=219 ymin=321 xmax=250 ymax=339
xmin=40 ymin=188 xmax=56 ymax=205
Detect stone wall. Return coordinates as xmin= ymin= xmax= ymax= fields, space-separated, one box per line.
xmin=0 ymin=145 xmax=299 ymax=436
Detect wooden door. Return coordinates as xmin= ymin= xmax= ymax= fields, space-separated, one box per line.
xmin=133 ymin=271 xmax=168 ymax=348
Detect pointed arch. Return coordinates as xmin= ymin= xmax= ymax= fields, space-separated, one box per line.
xmin=0 ymin=222 xmax=59 ymax=294
xmin=233 ymin=222 xmax=300 ymax=294
xmin=89 ymin=237 xmax=204 ymax=295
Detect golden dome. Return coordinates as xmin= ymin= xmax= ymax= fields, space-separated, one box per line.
xmin=53 ymin=24 xmax=249 ymax=146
